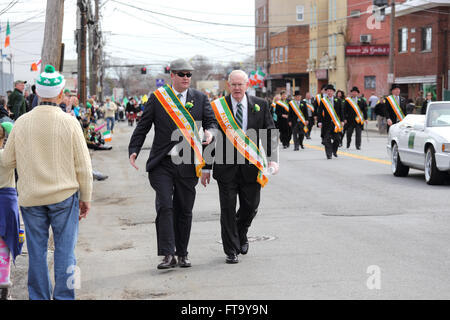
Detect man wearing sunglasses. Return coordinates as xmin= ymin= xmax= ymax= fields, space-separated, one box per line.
xmin=128 ymin=58 xmax=217 ymax=270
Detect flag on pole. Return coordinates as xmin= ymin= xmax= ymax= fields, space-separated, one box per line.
xmin=4 ymin=20 xmax=10 ymax=48
xmin=103 ymin=130 xmax=112 ymax=142
xmin=31 ymin=59 xmax=41 ymax=72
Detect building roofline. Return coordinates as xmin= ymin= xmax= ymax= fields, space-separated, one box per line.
xmin=385 ymin=0 xmax=450 ymax=17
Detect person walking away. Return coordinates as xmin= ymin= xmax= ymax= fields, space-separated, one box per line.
xmin=0 ymin=65 xmax=93 ymax=300
xmin=104 ymin=97 xmax=117 ymax=133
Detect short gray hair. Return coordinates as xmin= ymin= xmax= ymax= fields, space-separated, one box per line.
xmin=228 ymin=70 xmax=249 ymax=83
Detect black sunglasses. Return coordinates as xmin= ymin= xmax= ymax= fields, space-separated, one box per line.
xmin=174 ymin=71 xmax=192 ymax=78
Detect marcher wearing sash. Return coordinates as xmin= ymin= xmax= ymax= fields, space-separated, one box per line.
xmin=275 ymin=90 xmax=291 ymax=149
xmin=288 ymin=91 xmax=308 ymax=151
xmin=201 ymin=70 xmax=279 ymax=264
xmin=304 ymin=92 xmax=315 ymax=139
xmin=271 ymin=94 xmax=280 ymax=129
xmin=317 ymin=84 xmax=344 ymax=159
xmin=344 ymin=86 xmax=368 ymax=150
xmin=128 ymin=59 xmax=217 ymax=270
xmin=379 ymin=84 xmax=407 ymax=133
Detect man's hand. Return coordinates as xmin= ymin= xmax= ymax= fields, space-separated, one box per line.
xmin=79 ymin=201 xmax=91 ymax=221
xmin=129 ymin=153 xmax=138 ymax=170
xmin=282 ymin=114 xmax=288 ymax=119
xmin=288 ymin=122 xmax=292 ymax=127
xmin=387 ymin=118 xmax=393 ymax=126
xmin=318 ymin=122 xmax=322 ymax=128
xmin=201 ymin=171 xmax=210 ymax=187
xmin=203 ymin=129 xmax=213 ymax=145
xmin=268 ymin=161 xmax=279 ymax=175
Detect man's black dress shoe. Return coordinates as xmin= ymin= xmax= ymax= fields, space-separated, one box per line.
xmin=240 ymin=242 xmax=249 ymax=255
xmin=226 ymin=254 xmax=239 ymax=264
xmin=178 ymin=256 xmax=191 ymax=268
xmin=157 ymin=255 xmax=177 ymax=269
xmin=333 ymin=152 xmax=338 ymax=157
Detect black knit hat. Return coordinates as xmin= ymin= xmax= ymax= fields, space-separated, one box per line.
xmin=350 ymin=86 xmax=360 ymax=93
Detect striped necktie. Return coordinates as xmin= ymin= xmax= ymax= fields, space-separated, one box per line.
xmin=235 ymin=103 xmax=243 ymax=129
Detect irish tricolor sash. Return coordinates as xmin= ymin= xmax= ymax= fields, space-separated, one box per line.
xmin=271 ymin=102 xmax=276 ymax=110
xmin=289 ymin=101 xmax=308 ymax=133
xmin=345 ymin=97 xmax=365 ymax=124
xmin=316 ymin=94 xmax=322 ymax=106
xmin=153 ymin=85 xmax=204 ymax=177
xmin=386 ymin=95 xmax=405 ymax=121
xmin=305 ymin=101 xmax=314 ymax=113
xmin=321 ymin=96 xmax=343 ymax=132
xmin=276 ymin=100 xmax=289 ymax=112
xmin=210 ymin=97 xmax=269 ymax=187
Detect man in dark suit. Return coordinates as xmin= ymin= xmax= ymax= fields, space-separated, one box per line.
xmin=421 ymin=92 xmax=434 ymax=115
xmin=380 ymin=84 xmax=407 ymax=132
xmin=276 ymin=90 xmax=291 ymax=149
xmin=201 ymin=70 xmax=279 ymax=264
xmin=128 ymin=58 xmax=217 ymax=269
xmin=317 ymin=84 xmax=344 ymax=159
xmin=303 ymin=92 xmax=315 ymax=139
xmin=288 ymin=91 xmax=308 ymax=151
xmin=343 ymin=86 xmax=368 ymax=150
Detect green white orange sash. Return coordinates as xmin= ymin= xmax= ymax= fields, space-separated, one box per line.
xmin=305 ymin=101 xmax=314 ymax=113
xmin=271 ymin=102 xmax=276 ymax=110
xmin=276 ymin=100 xmax=289 ymax=112
xmin=316 ymin=94 xmax=322 ymax=106
xmin=289 ymin=101 xmax=308 ymax=133
xmin=345 ymin=97 xmax=365 ymax=124
xmin=153 ymin=85 xmax=204 ymax=177
xmin=321 ymin=96 xmax=343 ymax=132
xmin=386 ymin=95 xmax=405 ymax=121
xmin=210 ymin=97 xmax=269 ymax=187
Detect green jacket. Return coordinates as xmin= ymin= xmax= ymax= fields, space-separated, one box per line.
xmin=8 ymin=88 xmax=27 ymax=120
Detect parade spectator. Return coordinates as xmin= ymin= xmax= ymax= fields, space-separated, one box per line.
xmin=28 ymin=85 xmax=37 ymax=112
xmin=375 ymin=97 xmax=387 ymax=134
xmin=0 ymin=97 xmax=13 ymax=124
xmin=421 ymin=92 xmax=434 ymax=115
xmin=415 ymin=90 xmax=425 ymax=108
xmin=368 ymin=92 xmax=379 ymax=120
xmin=0 ymin=65 xmax=92 ymax=300
xmin=104 ymin=96 xmax=117 ymax=133
xmin=7 ymin=80 xmax=27 ymax=120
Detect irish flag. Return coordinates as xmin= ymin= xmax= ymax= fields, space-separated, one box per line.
xmin=4 ymin=20 xmax=10 ymax=48
xmin=103 ymin=130 xmax=112 ymax=142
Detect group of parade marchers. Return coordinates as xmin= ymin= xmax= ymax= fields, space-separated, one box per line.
xmin=128 ymin=59 xmax=280 ymax=268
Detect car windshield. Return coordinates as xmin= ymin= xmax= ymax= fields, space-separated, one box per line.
xmin=427 ymin=104 xmax=450 ymax=127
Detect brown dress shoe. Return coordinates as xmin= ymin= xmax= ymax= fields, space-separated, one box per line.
xmin=157 ymin=255 xmax=177 ymax=269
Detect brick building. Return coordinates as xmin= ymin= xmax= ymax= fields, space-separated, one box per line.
xmin=390 ymin=0 xmax=450 ymax=101
xmin=345 ymin=0 xmax=394 ymax=98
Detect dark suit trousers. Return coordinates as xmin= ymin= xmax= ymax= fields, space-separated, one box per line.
xmin=322 ymin=128 xmax=341 ymax=158
xmin=346 ymin=123 xmax=362 ymax=148
xmin=217 ymin=167 xmax=261 ymax=256
xmin=292 ymin=122 xmax=305 ymax=148
xmin=148 ymin=157 xmax=198 ymax=256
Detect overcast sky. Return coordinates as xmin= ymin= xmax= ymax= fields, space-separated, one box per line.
xmin=1 ymin=0 xmax=255 ymax=75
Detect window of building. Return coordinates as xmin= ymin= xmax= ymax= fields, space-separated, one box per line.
xmin=285 ymin=46 xmax=288 ymax=62
xmin=365 ymin=76 xmax=376 ymax=89
xmin=422 ymin=26 xmax=432 ymax=51
xmin=296 ymin=5 xmax=304 ymax=21
xmin=256 ymin=36 xmax=259 ymax=50
xmin=271 ymin=48 xmax=274 ymax=64
xmin=263 ymin=32 xmax=267 ymax=48
xmin=398 ymin=27 xmax=408 ymax=53
xmin=279 ymin=47 xmax=283 ymax=63
xmin=275 ymin=47 xmax=278 ymax=63
xmin=263 ymin=5 xmax=266 ymax=23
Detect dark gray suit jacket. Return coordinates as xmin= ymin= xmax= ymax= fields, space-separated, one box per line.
xmin=128 ymin=87 xmax=217 ymax=178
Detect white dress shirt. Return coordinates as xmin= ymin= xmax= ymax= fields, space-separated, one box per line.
xmin=231 ymin=94 xmax=248 ymax=132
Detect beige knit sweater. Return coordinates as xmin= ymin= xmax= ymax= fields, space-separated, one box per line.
xmin=0 ymin=105 xmax=93 ymax=206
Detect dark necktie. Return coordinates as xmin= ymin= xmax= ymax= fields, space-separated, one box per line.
xmin=235 ymin=103 xmax=243 ymax=129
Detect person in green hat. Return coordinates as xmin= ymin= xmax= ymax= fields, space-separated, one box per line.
xmin=1 ymin=64 xmax=93 ymax=300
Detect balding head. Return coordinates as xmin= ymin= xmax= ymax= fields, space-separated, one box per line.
xmin=227 ymin=70 xmax=249 ymax=102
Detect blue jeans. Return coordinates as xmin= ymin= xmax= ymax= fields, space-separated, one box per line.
xmin=106 ymin=117 xmax=115 ymax=131
xmin=21 ymin=193 xmax=79 ymax=300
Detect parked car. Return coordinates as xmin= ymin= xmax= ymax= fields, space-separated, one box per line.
xmin=387 ymin=101 xmax=450 ymax=185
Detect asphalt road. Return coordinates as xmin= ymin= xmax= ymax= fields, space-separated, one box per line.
xmin=9 ymin=120 xmax=450 ymax=300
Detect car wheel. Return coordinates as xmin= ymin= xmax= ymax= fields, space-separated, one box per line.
xmin=424 ymin=146 xmax=445 ymax=185
xmin=391 ymin=142 xmax=409 ymax=177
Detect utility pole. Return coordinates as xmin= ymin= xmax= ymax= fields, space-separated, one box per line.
xmin=41 ymin=0 xmax=65 ymax=70
xmin=77 ymin=0 xmax=88 ymax=106
xmin=388 ymin=0 xmax=395 ymax=91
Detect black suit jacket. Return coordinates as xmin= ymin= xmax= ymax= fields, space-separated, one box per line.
xmin=128 ymin=87 xmax=217 ymax=178
xmin=343 ymin=97 xmax=368 ymax=125
xmin=207 ymin=94 xmax=277 ymax=183
xmin=382 ymin=96 xmax=407 ymax=124
xmin=288 ymin=100 xmax=308 ymax=127
xmin=317 ymin=96 xmax=344 ymax=132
